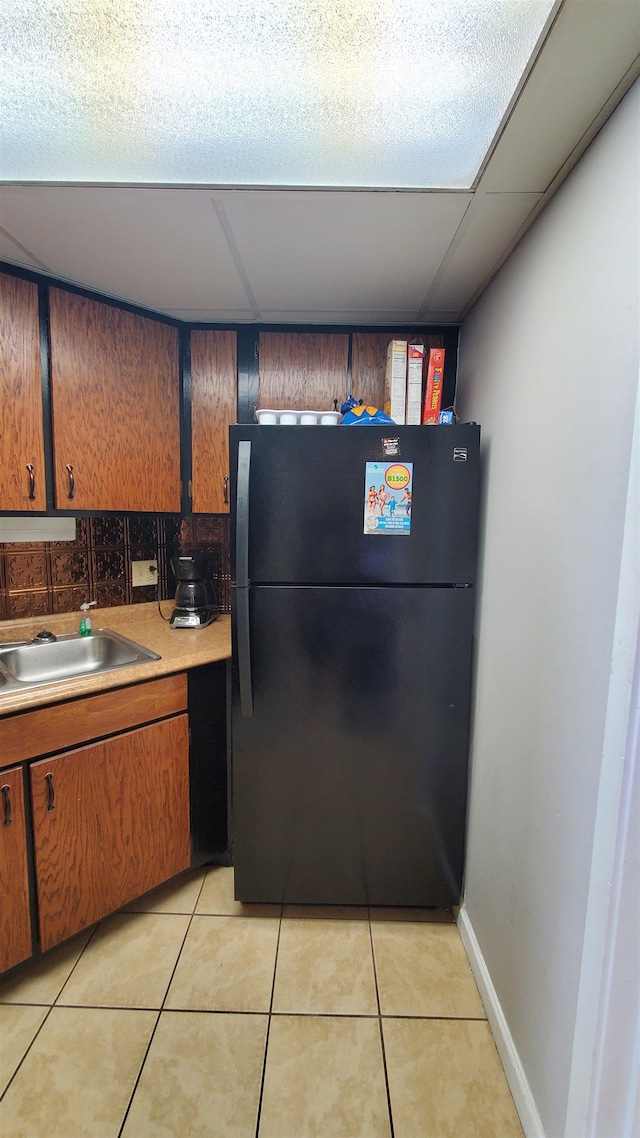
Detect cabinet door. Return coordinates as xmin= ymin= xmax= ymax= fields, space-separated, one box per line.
xmin=0 ymin=767 xmax=32 ymax=972
xmin=49 ymin=289 xmax=180 ymax=512
xmin=258 ymin=332 xmax=349 ymax=412
xmin=0 ymin=273 xmax=46 ymax=511
xmin=191 ymin=330 xmax=237 ymax=513
xmin=31 ymin=715 xmax=190 ymax=951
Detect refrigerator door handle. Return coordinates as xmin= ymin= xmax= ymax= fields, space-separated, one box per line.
xmin=236 ymin=440 xmax=251 ymax=588
xmin=237 ymin=587 xmax=254 ymax=718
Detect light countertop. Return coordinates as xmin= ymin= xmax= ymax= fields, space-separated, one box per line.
xmin=0 ymin=602 xmax=231 ymax=716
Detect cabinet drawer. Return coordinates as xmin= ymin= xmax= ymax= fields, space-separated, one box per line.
xmin=0 ymin=674 xmax=187 ymax=765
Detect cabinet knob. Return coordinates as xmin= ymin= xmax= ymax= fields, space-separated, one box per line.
xmin=1 ymin=785 xmax=12 ymax=826
xmin=45 ymin=773 xmax=55 ymax=812
xmin=223 ymin=475 xmax=229 ymax=505
xmin=26 ymin=464 xmax=35 ymax=501
xmin=66 ymin=464 xmax=75 ymax=500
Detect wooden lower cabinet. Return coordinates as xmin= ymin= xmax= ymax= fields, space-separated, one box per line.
xmin=0 ymin=766 xmax=33 ymax=972
xmin=30 ymin=714 xmax=190 ymax=951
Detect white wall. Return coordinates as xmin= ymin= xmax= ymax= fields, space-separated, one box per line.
xmin=455 ymin=80 xmax=640 ymax=1138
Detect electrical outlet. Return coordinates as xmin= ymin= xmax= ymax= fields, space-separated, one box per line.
xmin=132 ymin=560 xmax=158 ymax=587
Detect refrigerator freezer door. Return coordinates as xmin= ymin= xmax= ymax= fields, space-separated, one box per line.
xmin=231 ymin=584 xmax=475 ymax=907
xmin=230 ymin=424 xmax=480 ymax=586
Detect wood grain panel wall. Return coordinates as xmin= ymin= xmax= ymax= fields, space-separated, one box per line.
xmin=258 ymin=332 xmax=349 ymax=412
xmin=351 ymin=332 xmax=444 ymax=411
xmin=0 ymin=273 xmax=46 ymax=510
xmin=49 ymin=290 xmax=180 ymax=512
xmin=0 ymin=767 xmax=32 ymax=972
xmin=191 ymin=330 xmax=237 ymax=513
xmin=32 ymin=715 xmax=191 ymax=950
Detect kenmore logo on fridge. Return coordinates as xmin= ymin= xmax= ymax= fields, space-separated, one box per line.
xmin=453 ymin=448 xmax=468 ymax=462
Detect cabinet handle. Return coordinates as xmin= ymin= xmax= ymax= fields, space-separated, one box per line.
xmin=45 ymin=773 xmax=55 ymax=812
xmin=223 ymin=475 xmax=229 ymax=505
xmin=26 ymin=464 xmax=36 ymax=501
xmin=66 ymin=464 xmax=75 ymax=500
xmin=1 ymin=785 xmax=12 ymax=826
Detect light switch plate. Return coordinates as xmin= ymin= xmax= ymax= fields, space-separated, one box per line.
xmin=132 ymin=559 xmax=158 ymax=587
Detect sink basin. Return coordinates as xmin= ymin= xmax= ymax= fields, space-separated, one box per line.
xmin=0 ymin=629 xmax=160 ymax=694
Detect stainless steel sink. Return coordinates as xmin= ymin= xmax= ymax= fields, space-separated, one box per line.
xmin=0 ymin=629 xmax=160 ymax=694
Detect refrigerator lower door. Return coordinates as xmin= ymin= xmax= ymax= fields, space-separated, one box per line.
xmin=231 ymin=584 xmax=475 ymax=907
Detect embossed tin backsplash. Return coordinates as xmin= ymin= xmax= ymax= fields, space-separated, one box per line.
xmin=0 ymin=514 xmax=231 ymax=621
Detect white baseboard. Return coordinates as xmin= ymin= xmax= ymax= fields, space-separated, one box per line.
xmin=457 ymin=905 xmax=547 ymax=1138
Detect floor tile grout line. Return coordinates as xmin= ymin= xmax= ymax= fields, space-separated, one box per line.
xmin=14 ymin=1005 xmax=480 ymax=1018
xmin=117 ymin=891 xmax=200 ymax=1138
xmin=368 ymin=915 xmax=382 ymax=1020
xmin=158 ymin=907 xmax=199 ymax=1014
xmin=118 ymin=864 xmax=209 ymax=920
xmin=254 ymin=905 xmax=283 ymax=1138
xmin=52 ymin=922 xmax=101 ymax=1007
xmin=265 ymin=1011 xmax=385 ymax=1020
xmin=12 ymin=1004 xmax=486 ymax=1020
xmin=368 ymin=915 xmax=396 ymax=1138
xmin=380 ymin=1013 xmax=489 ymax=1022
xmin=116 ymin=1008 xmax=162 ymax=1138
xmin=0 ymin=1003 xmax=54 ymax=1104
xmin=190 ymin=865 xmax=209 ymax=916
xmin=377 ymin=1017 xmax=396 ymax=1138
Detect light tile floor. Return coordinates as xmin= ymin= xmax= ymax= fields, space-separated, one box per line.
xmin=0 ymin=866 xmax=524 ymax=1138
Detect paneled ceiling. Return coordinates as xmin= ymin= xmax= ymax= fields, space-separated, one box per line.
xmin=0 ymin=0 xmax=638 ymax=325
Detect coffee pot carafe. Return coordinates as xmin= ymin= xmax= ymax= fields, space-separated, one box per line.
xmin=170 ymin=553 xmax=218 ymax=628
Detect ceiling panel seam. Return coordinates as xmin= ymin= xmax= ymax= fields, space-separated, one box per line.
xmin=458 ymin=64 xmax=640 ymax=321
xmin=0 ymin=225 xmax=51 ymax=273
xmin=538 ymin=56 xmax=640 ymax=197
xmin=470 ymin=0 xmax=566 ymax=190
xmin=415 ymin=194 xmax=477 ymax=320
xmin=452 ymin=197 xmax=543 ymax=318
xmin=0 ymin=183 xmax=477 ymax=194
xmin=210 ymin=196 xmax=261 ymax=320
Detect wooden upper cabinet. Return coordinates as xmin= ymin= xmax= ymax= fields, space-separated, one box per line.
xmin=351 ymin=332 xmax=444 ymax=411
xmin=0 ymin=766 xmax=33 ymax=973
xmin=49 ymin=289 xmax=180 ymax=512
xmin=190 ymin=330 xmax=237 ymax=513
xmin=258 ymin=332 xmax=349 ymax=412
xmin=0 ymin=273 xmax=47 ymax=510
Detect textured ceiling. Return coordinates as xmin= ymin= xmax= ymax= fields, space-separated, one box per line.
xmin=1 ymin=0 xmax=556 ymax=187
xmin=0 ymin=0 xmax=638 ymax=324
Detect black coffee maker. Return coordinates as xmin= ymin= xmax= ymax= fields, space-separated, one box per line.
xmin=169 ymin=553 xmax=218 ymax=629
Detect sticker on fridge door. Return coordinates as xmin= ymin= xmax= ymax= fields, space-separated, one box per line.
xmin=364 ymin=462 xmax=413 ymax=534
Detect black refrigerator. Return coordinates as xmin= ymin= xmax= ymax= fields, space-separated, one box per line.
xmin=229 ymin=423 xmax=480 ymax=907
